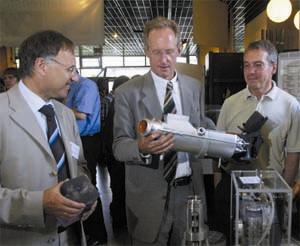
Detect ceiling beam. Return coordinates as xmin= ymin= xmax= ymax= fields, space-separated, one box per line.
xmin=167 ymin=0 xmax=172 ymax=19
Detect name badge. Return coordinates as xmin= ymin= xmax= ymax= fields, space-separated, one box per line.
xmin=70 ymin=142 xmax=80 ymax=159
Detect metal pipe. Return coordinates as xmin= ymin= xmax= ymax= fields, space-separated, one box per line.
xmin=138 ymin=114 xmax=248 ymax=159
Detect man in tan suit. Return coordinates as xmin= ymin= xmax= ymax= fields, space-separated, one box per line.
xmin=0 ymin=30 xmax=93 ymax=245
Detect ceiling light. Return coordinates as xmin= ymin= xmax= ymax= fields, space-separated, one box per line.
xmin=294 ymin=11 xmax=300 ymax=30
xmin=113 ymin=33 xmax=118 ymax=39
xmin=267 ymin=0 xmax=292 ymax=23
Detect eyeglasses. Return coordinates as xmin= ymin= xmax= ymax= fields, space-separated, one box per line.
xmin=149 ymin=49 xmax=177 ymax=58
xmin=243 ymin=62 xmax=267 ymax=71
xmin=49 ymin=58 xmax=77 ymax=75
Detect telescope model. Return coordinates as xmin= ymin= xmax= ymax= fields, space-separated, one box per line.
xmin=138 ymin=114 xmax=248 ymax=160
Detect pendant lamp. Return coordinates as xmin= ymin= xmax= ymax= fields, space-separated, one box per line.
xmin=294 ymin=11 xmax=300 ymax=30
xmin=267 ymin=0 xmax=292 ymax=23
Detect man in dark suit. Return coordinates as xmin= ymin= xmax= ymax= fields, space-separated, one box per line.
xmin=0 ymin=30 xmax=93 ymax=245
xmin=113 ymin=17 xmax=205 ymax=245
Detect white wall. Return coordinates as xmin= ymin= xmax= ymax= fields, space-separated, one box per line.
xmin=0 ymin=0 xmax=104 ymax=46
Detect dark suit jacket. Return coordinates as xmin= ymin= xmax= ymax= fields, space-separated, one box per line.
xmin=0 ymin=85 xmax=89 ymax=245
xmin=113 ymin=71 xmax=205 ymax=242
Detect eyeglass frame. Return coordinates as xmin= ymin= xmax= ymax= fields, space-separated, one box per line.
xmin=148 ymin=48 xmax=179 ymax=58
xmin=48 ymin=57 xmax=77 ymax=75
xmin=243 ymin=61 xmax=274 ymax=72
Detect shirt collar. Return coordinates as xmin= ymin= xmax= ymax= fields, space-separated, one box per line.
xmin=19 ymin=80 xmax=54 ymax=112
xmin=243 ymin=81 xmax=278 ymax=101
xmin=151 ymin=70 xmax=178 ymax=87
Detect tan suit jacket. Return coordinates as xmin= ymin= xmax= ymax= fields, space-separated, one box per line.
xmin=0 ymin=85 xmax=89 ymax=245
xmin=113 ymin=72 xmax=206 ymax=243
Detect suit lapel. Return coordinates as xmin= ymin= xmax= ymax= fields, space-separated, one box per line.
xmin=178 ymin=73 xmax=193 ymax=116
xmin=141 ymin=72 xmax=162 ymax=120
xmin=8 ymin=86 xmax=53 ymax=158
xmin=53 ymin=102 xmax=76 ymax=178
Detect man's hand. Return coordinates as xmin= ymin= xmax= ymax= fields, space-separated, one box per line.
xmin=293 ymin=181 xmax=300 ymax=198
xmin=138 ymin=130 xmax=174 ymax=155
xmin=43 ymin=181 xmax=86 ymax=221
xmin=72 ymin=108 xmax=87 ymax=120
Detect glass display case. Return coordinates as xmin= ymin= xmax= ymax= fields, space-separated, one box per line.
xmin=231 ymin=170 xmax=292 ymax=245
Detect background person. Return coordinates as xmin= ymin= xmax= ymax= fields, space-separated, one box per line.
xmin=2 ymin=67 xmax=19 ymax=90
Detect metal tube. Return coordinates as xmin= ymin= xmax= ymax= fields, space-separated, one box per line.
xmin=138 ymin=115 xmax=248 ymax=159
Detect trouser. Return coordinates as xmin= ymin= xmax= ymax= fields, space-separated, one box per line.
xmin=81 ymin=133 xmax=107 ymax=243
xmin=133 ymin=179 xmax=193 ymax=246
xmin=106 ymin=155 xmax=127 ymax=230
xmin=81 ymin=133 xmax=101 ymax=186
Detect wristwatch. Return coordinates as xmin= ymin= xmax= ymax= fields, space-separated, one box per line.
xmin=139 ymin=152 xmax=152 ymax=165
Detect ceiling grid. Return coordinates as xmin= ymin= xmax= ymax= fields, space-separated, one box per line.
xmin=103 ymin=0 xmax=268 ymax=56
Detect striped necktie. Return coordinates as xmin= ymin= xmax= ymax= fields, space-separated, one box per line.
xmin=39 ymin=104 xmax=68 ymax=181
xmin=163 ymin=81 xmax=177 ymax=183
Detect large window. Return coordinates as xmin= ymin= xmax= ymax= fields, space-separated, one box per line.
xmin=13 ymin=45 xmax=198 ymax=77
xmin=124 ymin=56 xmax=146 ymax=66
xmin=81 ymin=58 xmax=101 ymax=67
xmin=189 ymin=56 xmax=198 ymax=65
xmin=80 ymin=68 xmax=102 ymax=78
xmin=102 ymin=56 xmax=123 ymax=67
xmin=177 ymin=57 xmax=187 ymax=63
xmin=104 ymin=66 xmax=150 ymax=78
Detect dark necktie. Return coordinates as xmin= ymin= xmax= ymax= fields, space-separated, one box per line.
xmin=39 ymin=104 xmax=68 ymax=181
xmin=162 ymin=81 xmax=178 ymax=183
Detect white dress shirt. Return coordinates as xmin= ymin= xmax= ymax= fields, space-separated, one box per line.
xmin=151 ymin=71 xmax=192 ymax=178
xmin=18 ymin=80 xmax=55 ymax=140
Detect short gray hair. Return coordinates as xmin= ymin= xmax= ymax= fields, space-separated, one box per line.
xmin=245 ymin=40 xmax=278 ymax=64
